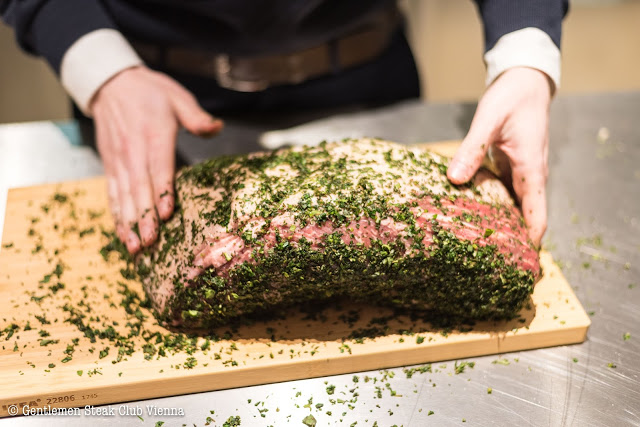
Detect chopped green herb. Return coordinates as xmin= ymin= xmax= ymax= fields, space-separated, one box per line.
xmin=184 ymin=357 xmax=197 ymax=369
xmin=53 ymin=192 xmax=68 ymax=203
xmin=79 ymin=227 xmax=96 ymax=238
xmin=454 ymin=360 xmax=475 ymax=374
xmin=302 ymin=414 xmax=317 ymax=427
xmin=222 ymin=415 xmax=241 ymax=427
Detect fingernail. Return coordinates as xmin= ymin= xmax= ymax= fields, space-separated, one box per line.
xmin=116 ymin=225 xmax=126 ymax=242
xmin=159 ymin=198 xmax=173 ymax=219
xmin=143 ymin=230 xmax=157 ymax=247
xmin=447 ymin=162 xmax=463 ymax=181
xmin=207 ymin=113 xmax=223 ymax=123
xmin=199 ymin=130 xmax=217 ymax=138
xmin=158 ymin=203 xmax=168 ymax=218
xmin=210 ymin=118 xmax=224 ymax=130
xmin=127 ymin=231 xmax=140 ymax=253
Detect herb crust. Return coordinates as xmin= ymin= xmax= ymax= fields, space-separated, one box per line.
xmin=130 ymin=139 xmax=539 ymax=328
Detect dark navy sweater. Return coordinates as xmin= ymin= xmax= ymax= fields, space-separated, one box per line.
xmin=1 ymin=0 xmax=568 ymax=75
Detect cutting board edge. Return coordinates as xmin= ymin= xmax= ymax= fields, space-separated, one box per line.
xmin=0 ymin=323 xmax=590 ymax=418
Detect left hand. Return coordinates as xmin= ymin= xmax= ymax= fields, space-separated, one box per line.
xmin=446 ymin=66 xmax=553 ymax=247
xmin=90 ymin=66 xmax=223 ymax=254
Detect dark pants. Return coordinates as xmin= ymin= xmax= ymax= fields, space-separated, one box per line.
xmin=76 ymin=28 xmax=420 ymax=162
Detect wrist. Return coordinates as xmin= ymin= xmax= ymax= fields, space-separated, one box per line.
xmin=484 ymin=28 xmax=561 ymax=96
xmin=497 ymin=67 xmax=553 ymax=104
xmin=89 ymin=65 xmax=145 ymax=115
xmin=61 ymin=29 xmax=144 ymax=116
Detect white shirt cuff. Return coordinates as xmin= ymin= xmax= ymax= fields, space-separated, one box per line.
xmin=484 ymin=27 xmax=561 ymax=93
xmin=60 ymin=29 xmax=143 ymax=116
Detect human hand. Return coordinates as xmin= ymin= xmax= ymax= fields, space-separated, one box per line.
xmin=447 ymin=66 xmax=552 ymax=247
xmin=90 ymin=66 xmax=224 ymax=254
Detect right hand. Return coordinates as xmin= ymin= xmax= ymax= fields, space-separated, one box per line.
xmin=90 ymin=66 xmax=223 ymax=254
xmin=446 ymin=67 xmax=552 ymax=247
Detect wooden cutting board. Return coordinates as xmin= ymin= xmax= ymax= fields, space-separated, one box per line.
xmin=0 ymin=141 xmax=590 ymax=418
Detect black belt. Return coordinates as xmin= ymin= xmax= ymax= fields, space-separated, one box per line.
xmin=131 ymin=8 xmax=401 ymax=92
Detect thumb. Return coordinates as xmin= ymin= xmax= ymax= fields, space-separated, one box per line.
xmin=169 ymin=86 xmax=224 ymax=137
xmin=447 ymin=105 xmax=501 ymax=185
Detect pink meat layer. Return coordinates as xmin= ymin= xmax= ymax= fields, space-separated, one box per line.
xmin=186 ymin=195 xmax=540 ymax=283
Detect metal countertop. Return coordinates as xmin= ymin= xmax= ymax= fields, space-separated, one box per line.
xmin=0 ymin=92 xmax=638 ymax=426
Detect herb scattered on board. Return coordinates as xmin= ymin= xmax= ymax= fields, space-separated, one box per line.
xmin=3 ymin=191 xmax=263 ymax=375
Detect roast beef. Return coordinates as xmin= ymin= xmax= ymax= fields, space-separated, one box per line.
xmin=135 ymin=139 xmax=540 ymax=328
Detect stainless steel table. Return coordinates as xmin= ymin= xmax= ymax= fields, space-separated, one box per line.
xmin=1 ymin=92 xmax=638 ymax=426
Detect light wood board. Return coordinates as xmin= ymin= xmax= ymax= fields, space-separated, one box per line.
xmin=0 ymin=141 xmax=590 ymax=418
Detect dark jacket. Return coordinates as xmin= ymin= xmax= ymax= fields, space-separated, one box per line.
xmin=1 ymin=0 xmax=568 ymax=76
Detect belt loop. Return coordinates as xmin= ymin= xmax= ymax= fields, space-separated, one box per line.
xmin=328 ymin=39 xmax=340 ymax=75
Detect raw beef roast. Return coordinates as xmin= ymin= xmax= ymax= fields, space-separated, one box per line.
xmin=135 ymin=139 xmax=540 ymax=328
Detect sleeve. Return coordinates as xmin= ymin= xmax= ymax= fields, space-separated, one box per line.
xmin=472 ymin=0 xmax=569 ymax=92
xmin=1 ymin=0 xmax=142 ymax=115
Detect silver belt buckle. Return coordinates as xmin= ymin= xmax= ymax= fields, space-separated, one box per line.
xmin=214 ymin=54 xmax=270 ymax=92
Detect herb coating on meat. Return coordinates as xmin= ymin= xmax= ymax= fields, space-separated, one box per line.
xmin=130 ymin=139 xmax=539 ymax=328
